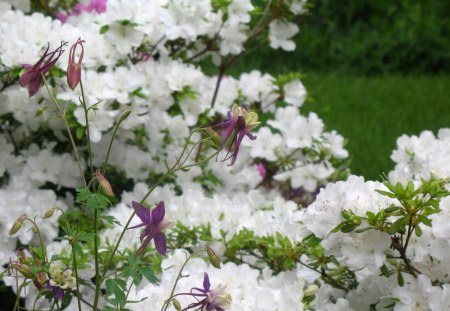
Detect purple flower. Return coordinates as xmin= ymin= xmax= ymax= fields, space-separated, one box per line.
xmin=129 ymin=201 xmax=172 ymax=256
xmin=173 ymin=273 xmax=231 ymax=311
xmin=19 ymin=42 xmax=66 ymax=97
xmin=212 ymin=104 xmax=260 ymax=165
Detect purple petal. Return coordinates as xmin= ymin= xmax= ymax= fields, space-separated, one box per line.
xmin=54 ymin=287 xmax=64 ymax=300
xmin=26 ymin=78 xmax=44 ymax=97
xmin=132 ymin=201 xmax=150 ymax=224
xmin=154 ymin=232 xmax=167 ymax=256
xmin=151 ymin=201 xmax=165 ymax=224
xmin=203 ymin=273 xmax=211 ymax=292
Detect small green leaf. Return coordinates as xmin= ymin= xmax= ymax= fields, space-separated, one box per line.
xmin=397 ymin=272 xmax=404 ymax=287
xmin=76 ymin=127 xmax=84 ymax=140
xmin=100 ymin=25 xmax=109 ymax=34
xmin=380 ymin=264 xmax=390 ymax=277
xmin=414 ymin=225 xmax=423 ymax=237
xmin=375 ymin=190 xmax=397 ymax=198
xmin=341 ymin=223 xmax=358 ymax=233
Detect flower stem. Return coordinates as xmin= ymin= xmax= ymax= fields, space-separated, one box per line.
xmin=79 ymin=80 xmax=94 ymax=178
xmin=42 ymin=76 xmax=87 ymax=188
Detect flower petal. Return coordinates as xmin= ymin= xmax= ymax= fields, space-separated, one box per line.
xmin=132 ymin=201 xmax=150 ymax=224
xmin=203 ymin=273 xmax=211 ymax=292
xmin=151 ymin=201 xmax=165 ymax=224
xmin=154 ymin=232 xmax=167 ymax=256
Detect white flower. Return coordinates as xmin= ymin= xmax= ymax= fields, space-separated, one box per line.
xmin=269 ymin=20 xmax=299 ymax=51
xmin=283 ymin=79 xmax=307 ymax=107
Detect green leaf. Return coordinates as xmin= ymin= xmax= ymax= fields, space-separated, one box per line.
xmin=105 ymin=278 xmax=127 ymax=308
xmin=388 ymin=216 xmax=409 ymax=234
xmin=77 ymin=231 xmax=95 ymax=243
xmin=375 ymin=190 xmax=397 ymax=199
xmin=380 ymin=264 xmax=390 ymax=277
xmin=76 ymin=127 xmax=84 ymax=140
xmin=138 ymin=266 xmax=158 ymax=284
xmin=101 ymin=215 xmax=122 ymax=226
xmin=384 ymin=205 xmax=401 ymax=214
xmin=397 ymin=272 xmax=404 ymax=287
xmin=341 ymin=223 xmax=359 ymax=233
xmin=414 ymin=225 xmax=423 ymax=237
xmin=100 ymin=25 xmax=109 ymax=34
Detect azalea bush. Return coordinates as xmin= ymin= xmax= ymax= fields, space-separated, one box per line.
xmin=1 ymin=0 xmax=450 ymax=311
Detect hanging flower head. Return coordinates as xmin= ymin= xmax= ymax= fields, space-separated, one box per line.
xmin=173 ymin=273 xmax=231 ymax=311
xmin=129 ymin=201 xmax=173 ymax=256
xmin=19 ymin=42 xmax=66 ymax=97
xmin=211 ymin=104 xmax=260 ymax=165
xmin=67 ymin=37 xmax=85 ymax=90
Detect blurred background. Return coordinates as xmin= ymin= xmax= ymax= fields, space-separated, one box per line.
xmin=228 ymin=0 xmax=450 ymax=180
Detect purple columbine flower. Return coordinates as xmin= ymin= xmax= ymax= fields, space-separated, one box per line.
xmin=129 ymin=201 xmax=172 ymax=256
xmin=19 ymin=42 xmax=66 ymax=97
xmin=173 ymin=273 xmax=231 ymax=311
xmin=212 ymin=104 xmax=260 ymax=166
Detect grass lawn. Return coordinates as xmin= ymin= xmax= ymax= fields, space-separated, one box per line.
xmin=301 ymin=73 xmax=450 ymax=180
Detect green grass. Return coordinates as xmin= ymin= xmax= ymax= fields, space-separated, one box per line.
xmin=301 ymin=73 xmax=450 ymax=180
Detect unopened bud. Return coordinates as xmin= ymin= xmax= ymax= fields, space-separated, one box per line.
xmin=96 ymin=169 xmax=114 ymax=197
xmin=10 ymin=262 xmax=35 ymax=279
xmin=118 ymin=109 xmax=132 ymax=123
xmin=67 ymin=38 xmax=85 ymax=90
xmin=206 ymin=246 xmax=221 ymax=269
xmin=43 ymin=207 xmax=56 ymax=219
xmin=9 ymin=214 xmax=27 ymax=236
xmin=172 ymin=298 xmax=182 ymax=311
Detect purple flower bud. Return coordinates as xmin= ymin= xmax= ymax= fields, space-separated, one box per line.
xmin=67 ymin=38 xmax=85 ymax=90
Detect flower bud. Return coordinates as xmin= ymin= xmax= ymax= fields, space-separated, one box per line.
xmin=118 ymin=109 xmax=132 ymax=123
xmin=43 ymin=207 xmax=56 ymax=219
xmin=67 ymin=38 xmax=85 ymax=90
xmin=9 ymin=214 xmax=27 ymax=236
xmin=96 ymin=169 xmax=114 ymax=197
xmin=206 ymin=246 xmax=221 ymax=269
xmin=10 ymin=262 xmax=35 ymax=279
xmin=172 ymin=299 xmax=182 ymax=311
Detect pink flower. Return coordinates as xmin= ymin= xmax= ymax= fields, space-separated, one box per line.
xmin=67 ymin=38 xmax=85 ymax=90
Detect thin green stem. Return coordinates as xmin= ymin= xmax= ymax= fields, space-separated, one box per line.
xmin=42 ymin=76 xmax=87 ymax=188
xmin=92 ymin=208 xmax=101 ymax=311
xmin=161 ymin=252 xmax=195 ymax=311
xmin=101 ymin=110 xmax=131 ymax=175
xmin=79 ymin=80 xmax=94 ymax=178
xmin=71 ymin=251 xmax=82 ymax=311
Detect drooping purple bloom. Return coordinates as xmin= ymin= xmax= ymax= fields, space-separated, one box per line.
xmin=19 ymin=42 xmax=66 ymax=97
xmin=211 ymin=104 xmax=260 ymax=166
xmin=173 ymin=273 xmax=231 ymax=311
xmin=129 ymin=201 xmax=172 ymax=256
